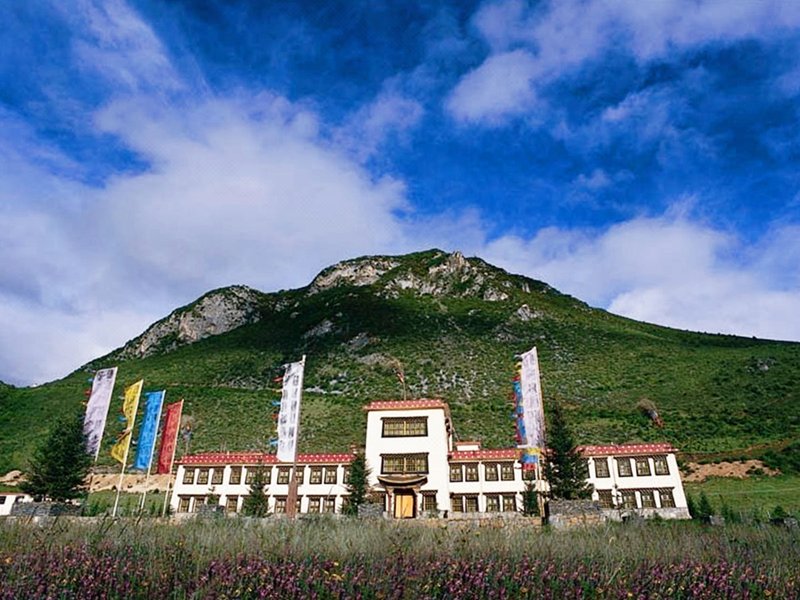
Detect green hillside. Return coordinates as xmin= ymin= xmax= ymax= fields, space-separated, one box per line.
xmin=1 ymin=249 xmax=798 ymax=474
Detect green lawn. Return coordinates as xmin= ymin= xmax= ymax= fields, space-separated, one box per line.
xmin=684 ymin=474 xmax=800 ymax=517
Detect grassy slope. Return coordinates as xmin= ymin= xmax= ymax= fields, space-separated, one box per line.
xmin=0 ymin=251 xmax=798 ymax=480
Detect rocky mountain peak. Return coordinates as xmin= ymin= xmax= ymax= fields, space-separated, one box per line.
xmin=118 ymin=285 xmax=264 ymax=359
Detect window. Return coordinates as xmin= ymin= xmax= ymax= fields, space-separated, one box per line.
xmin=617 ymin=458 xmax=633 ymax=477
xmin=485 ymin=495 xmax=500 ymax=512
xmin=343 ymin=467 xmax=350 ymax=484
xmin=635 ymin=458 xmax=651 ymax=477
xmin=183 ymin=469 xmax=196 ymax=485
xmin=653 ymin=456 xmax=670 ymax=476
xmin=274 ymin=497 xmax=287 ymax=513
xmin=465 ymin=495 xmax=479 ymax=512
xmin=295 ymin=467 xmax=305 ymax=484
xmin=382 ymin=453 xmax=428 ymax=474
xmin=484 ymin=463 xmax=499 ymax=481
xmin=245 ymin=467 xmax=270 ymax=485
xmin=277 ymin=467 xmax=291 ymax=484
xmin=310 ymin=467 xmax=323 ymax=485
xmin=178 ymin=496 xmax=191 ymax=512
xmin=597 ymin=490 xmax=614 ymax=508
xmin=197 ymin=469 xmax=209 ymax=485
xmin=211 ymin=468 xmax=223 ymax=485
xmin=659 ymin=489 xmax=675 ymax=508
xmin=453 ymin=494 xmax=479 ymax=512
xmin=640 ymin=490 xmax=655 ymax=508
xmin=449 ymin=464 xmax=463 ymax=482
xmin=0 ymin=497 xmax=5 ymax=505
xmin=225 ymin=496 xmax=239 ymax=513
xmin=229 ymin=467 xmax=242 ymax=485
xmin=502 ymin=495 xmax=517 ymax=513
xmin=382 ymin=416 xmax=428 ymax=437
xmin=191 ymin=497 xmax=206 ymax=512
xmin=323 ymin=497 xmax=336 ymax=513
xmin=422 ymin=492 xmax=437 ymax=512
xmin=593 ymin=458 xmax=610 ymax=478
xmin=500 ymin=462 xmax=515 ymax=481
xmin=464 ymin=463 xmax=479 ymax=482
xmin=307 ymin=497 xmax=321 ymax=513
xmin=621 ymin=490 xmax=637 ymax=509
xmin=324 ymin=467 xmax=338 ymax=485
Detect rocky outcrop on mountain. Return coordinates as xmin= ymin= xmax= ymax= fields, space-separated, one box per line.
xmin=308 ymin=257 xmax=401 ymax=293
xmin=118 ymin=286 xmax=264 ymax=359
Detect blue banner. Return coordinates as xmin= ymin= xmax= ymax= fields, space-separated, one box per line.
xmin=133 ymin=390 xmax=165 ymax=471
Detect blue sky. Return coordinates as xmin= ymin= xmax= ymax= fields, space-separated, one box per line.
xmin=2 ymin=0 xmax=800 ymax=385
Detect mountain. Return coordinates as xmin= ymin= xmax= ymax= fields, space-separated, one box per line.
xmin=1 ymin=249 xmax=798 ymax=474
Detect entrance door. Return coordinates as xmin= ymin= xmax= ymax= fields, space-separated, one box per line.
xmin=393 ymin=490 xmax=416 ymax=518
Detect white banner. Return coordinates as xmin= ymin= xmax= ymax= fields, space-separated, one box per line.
xmin=83 ymin=367 xmax=118 ymax=459
xmin=277 ymin=359 xmax=304 ymax=463
xmin=520 ymin=347 xmax=546 ymax=450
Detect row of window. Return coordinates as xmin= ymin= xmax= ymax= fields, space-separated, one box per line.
xmin=176 ymin=495 xmax=340 ymax=514
xmin=182 ymin=465 xmax=345 ymax=487
xmin=451 ymin=494 xmax=518 ymax=513
xmin=450 ymin=462 xmax=516 ymax=482
xmin=591 ymin=456 xmax=670 ymax=478
xmin=596 ymin=488 xmax=676 ymax=509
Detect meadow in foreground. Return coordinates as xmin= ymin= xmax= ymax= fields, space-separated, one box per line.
xmin=0 ymin=517 xmax=797 ymax=599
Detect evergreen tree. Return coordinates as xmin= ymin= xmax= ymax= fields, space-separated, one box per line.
xmin=521 ymin=478 xmax=540 ymax=516
xmin=21 ymin=411 xmax=92 ymax=502
xmin=242 ymin=466 xmax=270 ymax=517
xmin=695 ymin=492 xmax=714 ymax=520
xmin=344 ymin=451 xmax=371 ymax=516
xmin=543 ymin=402 xmax=592 ymax=500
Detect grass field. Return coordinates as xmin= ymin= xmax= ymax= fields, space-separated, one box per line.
xmin=684 ymin=474 xmax=800 ymax=517
xmin=0 ymin=518 xmax=797 ymax=598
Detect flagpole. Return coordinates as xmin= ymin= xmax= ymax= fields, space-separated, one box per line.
xmin=140 ymin=391 xmax=166 ymax=512
xmin=286 ymin=355 xmax=305 ymax=520
xmin=113 ymin=383 xmax=141 ymax=518
xmin=162 ymin=399 xmax=184 ymax=517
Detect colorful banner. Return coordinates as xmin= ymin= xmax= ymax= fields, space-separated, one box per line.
xmin=83 ymin=367 xmax=118 ymax=459
xmin=110 ymin=380 xmax=143 ymax=464
xmin=156 ymin=400 xmax=183 ymax=474
xmin=277 ymin=359 xmax=305 ymax=463
xmin=516 ymin=346 xmax=546 ymax=450
xmin=133 ymin=390 xmax=165 ymax=471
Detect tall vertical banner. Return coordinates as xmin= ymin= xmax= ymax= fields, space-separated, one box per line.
xmin=518 ymin=346 xmax=546 ymax=450
xmin=83 ymin=367 xmax=118 ymax=459
xmin=133 ymin=390 xmax=165 ymax=470
xmin=156 ymin=400 xmax=184 ymax=474
xmin=276 ymin=358 xmax=305 ymax=463
xmin=110 ymin=380 xmax=143 ymax=464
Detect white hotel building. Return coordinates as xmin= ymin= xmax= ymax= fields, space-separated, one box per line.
xmin=171 ymin=399 xmax=690 ymax=520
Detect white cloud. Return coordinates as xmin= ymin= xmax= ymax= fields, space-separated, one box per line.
xmin=479 ymin=215 xmax=800 ymax=342
xmin=449 ymin=0 xmax=800 ymax=124
xmin=446 ymin=49 xmax=540 ymax=123
xmin=336 ymin=91 xmax=424 ymax=161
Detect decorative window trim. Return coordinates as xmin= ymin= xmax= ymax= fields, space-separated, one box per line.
xmin=381 ymin=417 xmax=428 ymax=437
xmin=617 ymin=458 xmax=633 ymax=477
xmin=593 ymin=458 xmax=610 ymax=478
xmin=653 ymin=456 xmax=670 ymax=476
xmin=382 ymin=453 xmax=429 ymax=474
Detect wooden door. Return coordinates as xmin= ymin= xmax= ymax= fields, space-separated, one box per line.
xmin=394 ymin=491 xmax=415 ymax=518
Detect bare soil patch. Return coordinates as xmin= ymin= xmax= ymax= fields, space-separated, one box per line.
xmin=683 ymin=459 xmax=779 ymax=482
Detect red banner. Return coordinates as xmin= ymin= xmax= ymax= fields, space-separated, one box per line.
xmin=156 ymin=400 xmax=183 ymax=474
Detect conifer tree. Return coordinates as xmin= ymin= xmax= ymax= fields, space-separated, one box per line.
xmin=543 ymin=401 xmax=592 ymax=500
xmin=344 ymin=451 xmax=371 ymax=516
xmin=242 ymin=466 xmax=270 ymax=517
xmin=21 ymin=411 xmax=92 ymax=502
xmin=521 ymin=478 xmax=540 ymax=516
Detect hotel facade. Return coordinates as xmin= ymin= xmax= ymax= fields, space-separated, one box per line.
xmin=171 ymin=399 xmax=690 ymax=520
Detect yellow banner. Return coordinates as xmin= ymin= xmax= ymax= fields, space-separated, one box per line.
xmin=110 ymin=380 xmax=143 ymax=464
